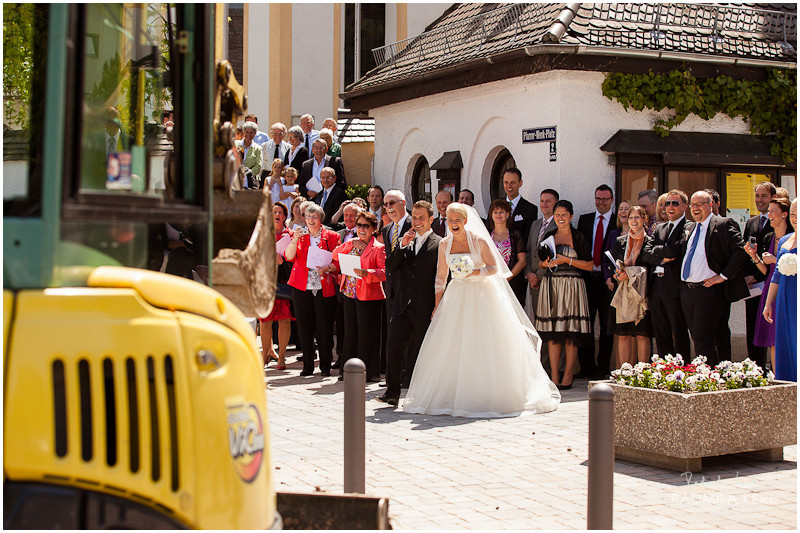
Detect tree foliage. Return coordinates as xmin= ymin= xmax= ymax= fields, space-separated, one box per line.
xmin=602 ymin=68 xmax=797 ymax=163
xmin=3 ymin=3 xmax=36 ymax=129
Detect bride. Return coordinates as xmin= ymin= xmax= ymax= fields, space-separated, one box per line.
xmin=402 ymin=203 xmax=561 ymax=417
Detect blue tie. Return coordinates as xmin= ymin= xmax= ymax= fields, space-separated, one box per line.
xmin=682 ymin=225 xmax=702 ymax=280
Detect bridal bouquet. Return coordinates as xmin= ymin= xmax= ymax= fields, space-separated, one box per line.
xmin=449 ymin=255 xmax=474 ymax=279
xmin=611 ymin=354 xmax=773 ymax=393
xmin=776 ymin=252 xmax=797 ymax=276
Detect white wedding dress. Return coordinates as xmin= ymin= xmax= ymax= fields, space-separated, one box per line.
xmin=402 ymin=205 xmax=561 ymax=418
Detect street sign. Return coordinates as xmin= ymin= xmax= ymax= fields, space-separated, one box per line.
xmin=522 ymin=126 xmax=556 ymax=144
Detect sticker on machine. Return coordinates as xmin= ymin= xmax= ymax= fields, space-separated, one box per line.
xmin=227 ymin=399 xmax=265 ymax=483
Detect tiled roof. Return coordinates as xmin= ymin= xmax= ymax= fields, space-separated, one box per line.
xmin=346 ymin=3 xmax=797 ymax=94
xmin=336 ymin=117 xmax=375 ymax=143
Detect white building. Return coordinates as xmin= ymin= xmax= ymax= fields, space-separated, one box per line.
xmin=342 ymin=3 xmax=797 ymax=341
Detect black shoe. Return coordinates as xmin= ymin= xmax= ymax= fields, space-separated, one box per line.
xmin=378 ymin=381 xmax=387 ymax=387
xmin=299 ymin=370 xmax=313 ymax=377
xmin=297 ymin=355 xmax=304 ymax=362
xmin=321 ymin=370 xmax=331 ymax=377
xmin=557 ymin=382 xmax=573 ymax=391
xmin=338 ymin=375 xmax=344 ymax=381
xmin=376 ymin=394 xmax=399 ymax=407
xmin=331 ymin=360 xmax=341 ymax=369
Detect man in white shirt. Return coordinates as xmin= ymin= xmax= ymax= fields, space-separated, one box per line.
xmin=653 ymin=190 xmax=749 ymax=365
xmin=576 ymin=184 xmax=616 ymax=378
xmin=503 ymin=169 xmax=539 ymax=242
xmin=244 ymin=113 xmax=269 ymax=145
xmin=525 ymin=189 xmax=559 ymax=311
xmin=299 ymin=114 xmax=320 ymax=153
xmin=431 ymin=190 xmax=452 ymax=237
xmin=368 ymin=185 xmax=384 ymax=220
xmin=260 ymin=122 xmax=290 ymax=174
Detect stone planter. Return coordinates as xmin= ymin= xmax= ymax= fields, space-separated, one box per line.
xmin=589 ymin=380 xmax=797 ymax=472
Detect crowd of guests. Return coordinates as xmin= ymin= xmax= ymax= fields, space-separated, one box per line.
xmin=254 ymin=132 xmax=797 ymax=391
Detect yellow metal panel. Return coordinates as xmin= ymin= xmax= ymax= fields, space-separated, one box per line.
xmin=4 ymin=290 xmax=14 ymax=374
xmin=4 ymin=280 xmax=272 ymax=529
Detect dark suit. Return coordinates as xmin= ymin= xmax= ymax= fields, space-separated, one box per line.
xmin=380 ymin=216 xmax=412 ymax=374
xmin=510 ymin=197 xmax=539 ymax=243
xmin=525 ymin=216 xmax=557 ymax=370
xmin=648 ymin=218 xmax=691 ymax=357
xmin=299 ymin=155 xmax=346 ymax=197
xmin=315 ymin=185 xmax=349 ymax=227
xmin=335 ymin=227 xmax=359 ymax=363
xmin=384 ymin=231 xmax=442 ymax=398
xmin=741 ymin=214 xmax=770 ymax=366
xmin=577 ymin=211 xmax=617 ymax=376
xmin=431 ymin=216 xmax=447 ymax=237
xmin=653 ymin=215 xmax=749 ymax=365
xmin=284 ymin=146 xmax=309 ymax=173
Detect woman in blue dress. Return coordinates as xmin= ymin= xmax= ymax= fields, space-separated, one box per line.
xmin=762 ymin=198 xmax=797 ymax=381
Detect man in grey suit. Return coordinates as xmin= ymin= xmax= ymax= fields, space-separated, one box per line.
xmin=524 ymin=189 xmax=559 ymax=370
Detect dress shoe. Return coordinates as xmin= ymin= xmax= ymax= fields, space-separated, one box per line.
xmin=338 ymin=375 xmax=344 ymax=381
xmin=375 ymin=394 xmax=399 ymax=407
xmin=299 ymin=370 xmax=313 ymax=377
xmin=557 ymin=382 xmax=573 ymax=391
xmin=275 ymin=365 xmax=286 ymax=370
xmin=378 ymin=381 xmax=387 ymax=387
xmin=331 ymin=360 xmax=341 ymax=369
xmin=321 ymin=370 xmax=331 ymax=377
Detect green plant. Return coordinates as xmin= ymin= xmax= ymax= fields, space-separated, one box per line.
xmin=602 ymin=68 xmax=797 ymax=163
xmin=346 ymin=184 xmax=370 ymax=201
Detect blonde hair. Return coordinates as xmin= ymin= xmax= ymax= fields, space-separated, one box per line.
xmin=446 ymin=202 xmax=468 ymax=221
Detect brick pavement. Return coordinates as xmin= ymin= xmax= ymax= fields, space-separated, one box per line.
xmin=263 ymin=353 xmax=797 ymax=530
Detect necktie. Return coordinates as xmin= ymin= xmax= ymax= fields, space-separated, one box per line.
xmin=322 ymin=189 xmax=328 ymax=207
xmin=538 ymin=219 xmax=548 ymax=243
xmin=667 ymin=222 xmax=674 ymax=238
xmin=758 ymin=215 xmax=768 ymax=233
xmin=682 ymin=225 xmax=703 ymax=280
xmin=391 ymin=223 xmax=400 ymax=251
xmin=107 ymin=137 xmax=116 ymax=154
xmin=347 ymin=229 xmax=355 ymax=240
xmin=412 ymin=237 xmax=418 ymax=255
xmin=274 ymin=143 xmax=280 ymax=161
xmin=305 ymin=135 xmax=310 ymax=152
xmin=593 ymin=215 xmax=604 ymax=267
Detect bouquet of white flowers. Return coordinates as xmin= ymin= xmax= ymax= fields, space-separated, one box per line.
xmin=777 ymin=252 xmax=797 ymax=277
xmin=449 ymin=255 xmax=474 ymax=279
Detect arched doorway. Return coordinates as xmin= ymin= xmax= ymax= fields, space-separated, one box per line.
xmin=412 ymin=156 xmax=431 ymax=203
xmin=489 ymin=148 xmax=516 ymax=200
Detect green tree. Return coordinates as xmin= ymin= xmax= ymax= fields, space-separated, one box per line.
xmin=3 ymin=3 xmax=36 ymax=129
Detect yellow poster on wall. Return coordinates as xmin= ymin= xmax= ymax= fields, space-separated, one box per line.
xmin=726 ymin=173 xmax=766 ymax=216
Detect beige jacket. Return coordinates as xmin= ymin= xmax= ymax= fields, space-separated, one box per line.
xmin=610 ymin=266 xmax=648 ymax=324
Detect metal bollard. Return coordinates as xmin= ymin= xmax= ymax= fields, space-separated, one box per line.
xmin=343 ymin=358 xmax=366 ymax=494
xmin=588 ymin=383 xmax=614 ymax=530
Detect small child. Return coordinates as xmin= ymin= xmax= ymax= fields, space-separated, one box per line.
xmin=279 ymin=166 xmax=300 ymax=213
xmin=267 ymin=158 xmax=286 ymax=204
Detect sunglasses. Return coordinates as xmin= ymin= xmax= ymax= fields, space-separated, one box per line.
xmin=664 ymin=200 xmax=682 ymax=207
xmin=383 ymin=200 xmax=399 ymax=207
xmin=356 ymin=223 xmax=373 ymax=229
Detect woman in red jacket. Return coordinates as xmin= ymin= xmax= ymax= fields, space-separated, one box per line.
xmin=332 ymin=211 xmax=386 ymax=381
xmin=285 ymin=203 xmax=341 ymax=376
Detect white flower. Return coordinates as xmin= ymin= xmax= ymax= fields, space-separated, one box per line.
xmin=666 ymin=373 xmax=676 ymax=382
xmin=691 ymin=355 xmax=707 ymax=366
xmin=777 ymin=252 xmax=797 ymax=276
xmin=710 ymin=372 xmax=720 ymax=381
xmin=673 ymin=370 xmax=684 ymax=381
xmin=448 ymin=255 xmax=475 ymax=279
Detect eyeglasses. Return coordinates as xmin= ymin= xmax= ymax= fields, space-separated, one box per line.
xmin=383 ymin=200 xmax=399 ymax=207
xmin=595 ymin=196 xmax=613 ymax=201
xmin=689 ymin=201 xmax=711 ymax=208
xmin=664 ymin=200 xmax=683 ymax=207
xmin=356 ymin=223 xmax=373 ymax=229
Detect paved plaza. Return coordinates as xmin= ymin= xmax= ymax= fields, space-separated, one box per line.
xmin=263 ymin=352 xmax=797 ymax=530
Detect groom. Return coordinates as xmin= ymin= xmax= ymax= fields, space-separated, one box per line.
xmin=377 ymin=200 xmax=442 ymax=406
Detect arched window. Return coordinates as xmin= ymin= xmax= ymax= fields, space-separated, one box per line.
xmin=412 ymin=156 xmax=431 ymax=203
xmin=490 ymin=148 xmax=516 ymax=201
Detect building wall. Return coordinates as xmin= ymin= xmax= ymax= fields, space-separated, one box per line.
xmin=371 ymin=69 xmax=749 ymax=218
xmin=341 ymin=142 xmax=375 ymax=187
xmin=406 ymin=3 xmax=450 ymax=36
xmin=369 ymin=69 xmax=752 ymax=335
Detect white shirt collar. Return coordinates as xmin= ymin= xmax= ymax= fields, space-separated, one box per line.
xmin=668 ymin=214 xmax=685 ymax=226
xmin=395 ymin=213 xmax=409 ymax=228
xmin=324 ymin=184 xmax=335 ymax=193
xmin=595 ymin=210 xmax=611 ymax=221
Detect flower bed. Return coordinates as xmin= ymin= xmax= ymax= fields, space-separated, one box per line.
xmin=611 ymin=355 xmax=772 ymax=393
xmin=591 ymin=358 xmax=796 ymax=472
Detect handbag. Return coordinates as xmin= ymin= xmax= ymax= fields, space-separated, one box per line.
xmin=275 ymin=282 xmax=293 ymax=300
xmin=537 ymin=242 xmax=554 ymax=262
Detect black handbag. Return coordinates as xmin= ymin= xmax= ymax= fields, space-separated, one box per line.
xmin=275 ymin=282 xmax=293 ymax=300
xmin=537 ymin=242 xmax=554 ymax=262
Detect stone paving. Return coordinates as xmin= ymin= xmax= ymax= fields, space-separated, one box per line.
xmin=263 ymin=352 xmax=797 ymax=530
